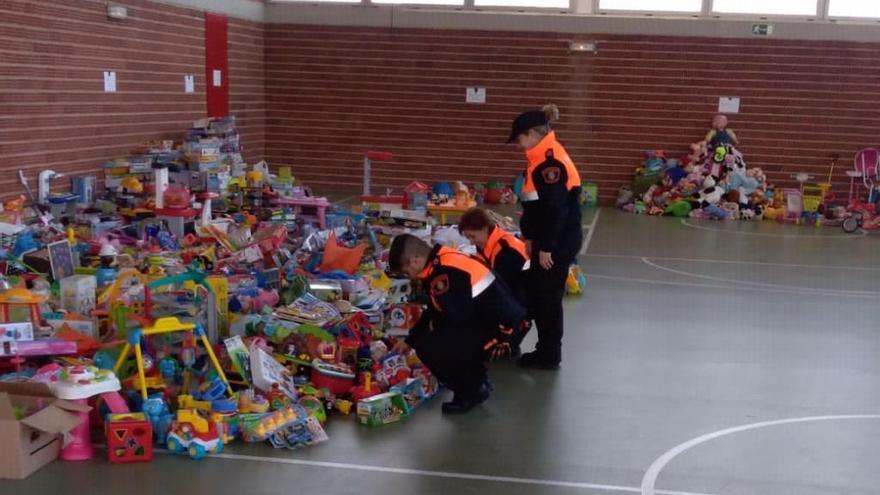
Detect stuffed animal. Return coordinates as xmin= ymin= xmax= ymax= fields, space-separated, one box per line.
xmin=703 ymin=204 xmax=728 ymax=220
xmin=746 ymin=167 xmax=766 ymax=189
xmin=726 ymin=173 xmax=760 ymax=196
xmin=722 ymin=202 xmax=740 ymax=220
xmin=616 ymin=185 xmax=634 ymax=208
xmin=686 ymin=142 xmax=707 ymax=171
xmin=696 ymin=175 xmax=724 ymax=208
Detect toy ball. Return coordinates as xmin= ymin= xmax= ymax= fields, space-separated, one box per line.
xmin=432 ymin=182 xmax=454 ymax=198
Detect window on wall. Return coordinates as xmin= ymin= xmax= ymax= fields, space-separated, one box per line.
xmin=270 ymin=0 xmax=360 ymax=3
xmin=598 ymin=0 xmax=702 ymax=12
xmin=829 ymin=0 xmax=880 ymax=18
xmin=475 ymin=0 xmax=569 ymax=8
xmin=372 ymin=0 xmax=463 ymax=4
xmin=713 ymin=0 xmax=817 ymax=16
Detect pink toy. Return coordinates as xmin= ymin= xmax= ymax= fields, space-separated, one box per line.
xmin=42 ymin=366 xmax=128 ymax=461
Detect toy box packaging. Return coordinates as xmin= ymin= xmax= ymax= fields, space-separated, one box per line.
xmin=0 ymin=382 xmax=90 ymax=479
xmin=249 ymin=346 xmax=297 ymax=400
xmin=59 ymin=275 xmax=97 ymax=316
xmin=0 ymin=322 xmax=34 ymax=343
xmin=356 ymin=391 xmax=407 ymax=427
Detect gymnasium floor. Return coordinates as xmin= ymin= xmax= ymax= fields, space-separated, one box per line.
xmin=4 ymin=208 xmax=880 ymax=495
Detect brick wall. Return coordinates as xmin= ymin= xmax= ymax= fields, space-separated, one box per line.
xmin=5 ymin=6 xmax=880 ymax=203
xmin=0 ymin=0 xmax=265 ymax=199
xmin=264 ymin=25 xmax=880 ymax=202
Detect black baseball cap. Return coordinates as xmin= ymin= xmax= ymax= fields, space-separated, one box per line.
xmin=506 ymin=110 xmax=548 ymax=144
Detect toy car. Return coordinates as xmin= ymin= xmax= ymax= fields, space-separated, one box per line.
xmin=166 ymin=409 xmax=223 ymax=460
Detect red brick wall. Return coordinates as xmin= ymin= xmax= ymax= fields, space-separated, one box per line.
xmin=264 ymin=25 xmax=880 ymax=202
xmin=229 ymin=17 xmax=266 ymax=164
xmin=0 ymin=0 xmax=265 ymax=199
xmin=5 ymin=6 xmax=879 ymax=203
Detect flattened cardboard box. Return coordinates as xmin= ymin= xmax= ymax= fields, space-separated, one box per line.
xmin=0 ymin=382 xmax=90 ymax=479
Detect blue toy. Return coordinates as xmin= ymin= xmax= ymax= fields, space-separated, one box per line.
xmin=12 ymin=231 xmax=39 ymax=257
xmin=704 ymin=204 xmax=728 ymax=220
xmin=141 ymin=394 xmax=174 ymax=445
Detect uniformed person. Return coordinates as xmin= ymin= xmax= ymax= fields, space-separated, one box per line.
xmin=507 ymin=103 xmax=582 ymax=370
xmin=389 ymin=234 xmax=525 ymax=414
xmin=458 ymin=207 xmax=530 ymax=356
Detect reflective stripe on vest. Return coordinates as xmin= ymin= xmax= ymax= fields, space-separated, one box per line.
xmin=419 ymin=246 xmax=495 ymax=298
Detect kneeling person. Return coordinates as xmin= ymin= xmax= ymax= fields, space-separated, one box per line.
xmin=389 ymin=234 xmax=525 ymax=414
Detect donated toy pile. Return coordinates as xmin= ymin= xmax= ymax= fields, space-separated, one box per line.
xmin=615 ymin=114 xmax=879 ymax=229
xmin=0 ymin=116 xmax=588 ymax=480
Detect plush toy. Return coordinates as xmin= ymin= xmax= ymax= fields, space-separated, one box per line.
xmin=664 ymin=200 xmax=692 ymax=218
xmin=616 ymin=186 xmax=634 ymax=208
xmin=686 ymin=142 xmax=707 ymax=171
xmin=696 ymin=175 xmax=724 ymax=208
xmin=746 ymin=167 xmax=766 ymax=189
xmin=740 ymin=208 xmax=756 ymax=221
xmin=679 ymin=180 xmax=699 ymax=199
xmin=763 ymin=205 xmax=784 ymax=220
xmin=642 ymin=185 xmax=659 ymax=205
xmin=633 ymin=200 xmax=646 ymax=214
xmin=703 ymin=204 xmax=728 ymax=220
xmin=722 ymin=202 xmax=740 ymax=220
xmin=726 ymin=173 xmax=760 ymax=196
xmin=705 ymin=114 xmax=739 ymax=148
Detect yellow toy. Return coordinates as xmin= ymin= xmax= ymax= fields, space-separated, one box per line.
xmin=178 ymin=394 xmax=212 ymax=412
xmin=112 ymin=317 xmax=233 ymax=400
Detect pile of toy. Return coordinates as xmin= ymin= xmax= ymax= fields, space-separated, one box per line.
xmin=615 ymin=114 xmax=854 ymax=225
xmin=616 ymin=143 xmax=775 ymax=221
xmin=0 ymin=116 xmax=550 ymax=479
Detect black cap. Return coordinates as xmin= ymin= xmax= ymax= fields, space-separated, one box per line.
xmin=507 ymin=110 xmax=548 ymax=144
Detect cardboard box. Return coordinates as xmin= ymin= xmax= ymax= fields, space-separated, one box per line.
xmin=0 ymin=382 xmax=91 ymax=479
xmin=0 ymin=322 xmax=34 ymax=343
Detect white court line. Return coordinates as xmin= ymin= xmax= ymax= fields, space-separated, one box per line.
xmin=680 ymin=219 xmax=866 ymax=239
xmin=588 ymin=273 xmax=880 ymax=299
xmin=206 ymin=452 xmax=716 ymax=495
xmin=98 ymin=444 xmax=708 ymax=494
xmin=640 ymin=257 xmax=880 ymax=297
xmin=581 ymin=208 xmax=602 ymax=256
xmin=641 ymin=415 xmax=880 ymax=495
xmin=583 ymin=253 xmax=880 ymax=272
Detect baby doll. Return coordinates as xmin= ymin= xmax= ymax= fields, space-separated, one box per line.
xmin=704 ymin=114 xmax=739 ymax=148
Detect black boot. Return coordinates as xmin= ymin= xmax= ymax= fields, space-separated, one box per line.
xmin=441 ymin=387 xmax=490 ymax=415
xmin=517 ymin=351 xmax=560 ymax=370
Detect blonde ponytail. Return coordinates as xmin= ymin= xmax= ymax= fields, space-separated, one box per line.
xmin=542 ymin=103 xmax=560 ymax=123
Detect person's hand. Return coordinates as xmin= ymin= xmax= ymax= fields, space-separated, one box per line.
xmin=391 ymin=340 xmax=411 ymax=354
xmin=539 ymin=251 xmax=554 ymax=270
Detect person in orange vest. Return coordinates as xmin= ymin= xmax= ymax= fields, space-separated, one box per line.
xmin=507 ymin=103 xmax=583 ymax=370
xmin=388 ymin=234 xmax=525 ymax=414
xmin=458 ymin=207 xmax=530 ymax=357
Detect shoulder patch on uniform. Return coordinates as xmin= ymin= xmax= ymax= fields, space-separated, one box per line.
xmin=541 ymin=166 xmax=562 ymax=184
xmin=430 ymin=274 xmax=450 ymax=296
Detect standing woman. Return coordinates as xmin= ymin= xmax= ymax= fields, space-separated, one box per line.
xmin=507 ymin=104 xmax=582 ymax=370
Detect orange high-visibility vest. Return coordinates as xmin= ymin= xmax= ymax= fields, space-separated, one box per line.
xmin=521 ymin=131 xmax=581 ymax=202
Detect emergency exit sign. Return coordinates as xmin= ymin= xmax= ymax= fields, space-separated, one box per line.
xmin=751 ymin=24 xmax=774 ymax=36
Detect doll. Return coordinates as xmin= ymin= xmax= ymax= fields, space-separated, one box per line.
xmin=704 ymin=114 xmax=739 ymax=148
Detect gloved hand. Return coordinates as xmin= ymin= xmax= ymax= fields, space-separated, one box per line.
xmin=484 ymin=325 xmax=515 ymax=362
